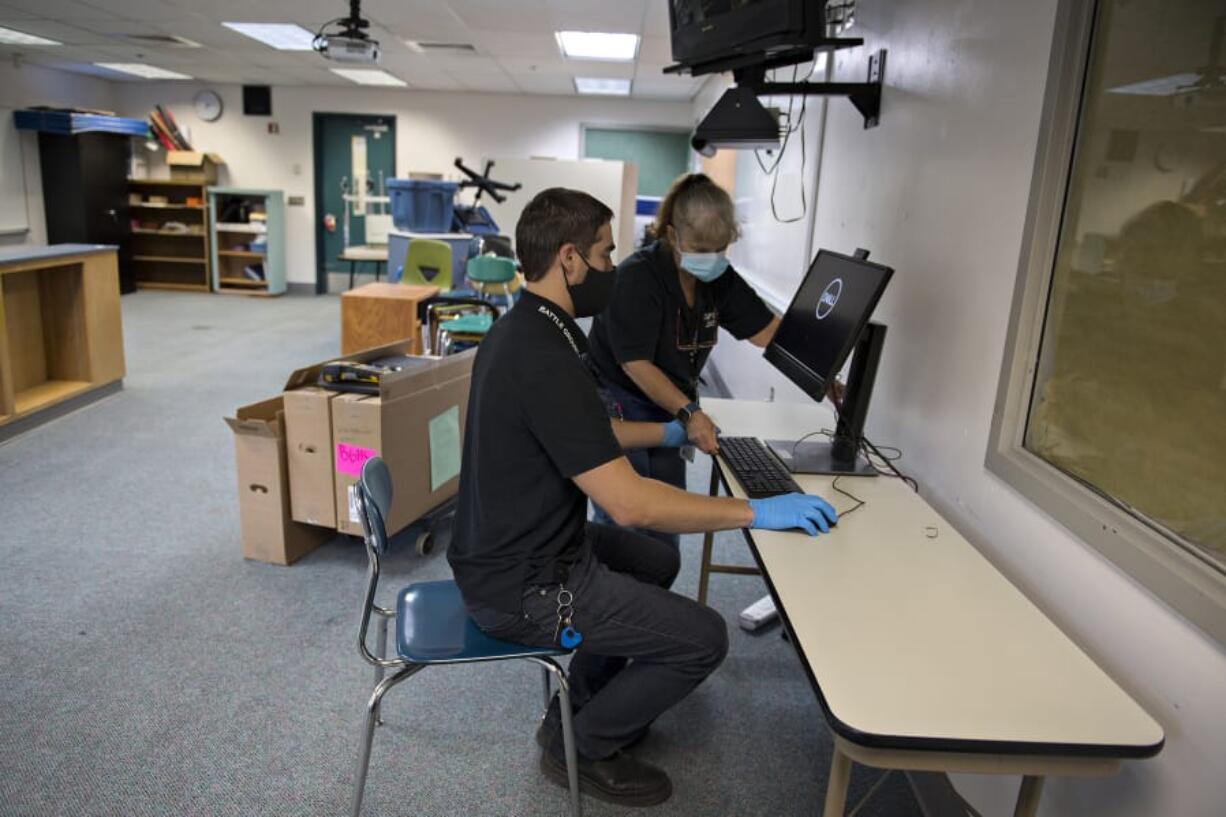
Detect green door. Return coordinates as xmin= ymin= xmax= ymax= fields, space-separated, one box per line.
xmin=582 ymin=128 xmax=691 ymax=197
xmin=313 ymin=113 xmax=396 ymax=293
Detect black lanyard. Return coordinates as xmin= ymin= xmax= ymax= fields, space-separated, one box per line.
xmin=533 ymin=301 xmax=581 ymax=358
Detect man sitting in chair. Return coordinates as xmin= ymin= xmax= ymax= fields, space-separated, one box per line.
xmin=447 ymin=188 xmax=839 ymax=807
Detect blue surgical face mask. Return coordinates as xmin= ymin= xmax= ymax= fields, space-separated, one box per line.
xmin=679 ymin=252 xmax=729 ymax=282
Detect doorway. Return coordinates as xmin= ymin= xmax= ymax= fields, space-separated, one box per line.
xmin=312 ymin=113 xmax=397 ymax=294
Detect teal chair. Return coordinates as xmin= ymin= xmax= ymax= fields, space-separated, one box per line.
xmin=465 ymin=254 xmax=518 ymax=312
xmin=400 ymin=238 xmax=453 ymax=291
xmin=438 ymin=313 xmax=495 ymax=354
xmin=350 ymin=457 xmax=582 ymax=816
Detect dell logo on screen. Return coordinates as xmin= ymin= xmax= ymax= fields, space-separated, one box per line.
xmin=816 ymin=278 xmax=843 ymax=320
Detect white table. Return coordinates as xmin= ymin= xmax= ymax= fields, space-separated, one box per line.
xmin=338 ymin=244 xmax=389 ymax=289
xmin=700 ymin=398 xmax=1164 ymax=817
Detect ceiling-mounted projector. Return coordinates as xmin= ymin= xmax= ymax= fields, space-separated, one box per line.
xmin=314 ymin=0 xmax=380 ymax=64
xmin=691 ymin=86 xmax=782 ymax=157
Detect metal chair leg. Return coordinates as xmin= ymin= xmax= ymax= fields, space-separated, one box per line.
xmin=541 ymin=665 xmax=552 ymax=712
xmin=555 ymin=672 xmax=582 ymax=817
xmin=351 ymin=664 xmax=422 ymax=817
xmin=373 ymin=617 xmax=389 ymax=726
xmin=697 ymin=462 xmax=721 ymax=605
xmin=529 ymin=657 xmax=582 ymax=817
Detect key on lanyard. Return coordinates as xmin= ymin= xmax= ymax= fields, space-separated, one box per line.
xmin=552 ymin=588 xmax=583 ymax=649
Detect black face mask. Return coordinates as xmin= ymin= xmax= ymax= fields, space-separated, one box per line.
xmin=566 ymin=252 xmax=615 ymax=318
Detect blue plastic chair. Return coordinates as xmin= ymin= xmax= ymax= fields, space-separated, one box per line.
xmin=350 ymin=458 xmax=582 ymax=817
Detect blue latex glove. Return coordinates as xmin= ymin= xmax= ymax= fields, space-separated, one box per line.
xmin=749 ymin=493 xmax=839 ymax=536
xmin=661 ymin=419 xmax=688 ymax=447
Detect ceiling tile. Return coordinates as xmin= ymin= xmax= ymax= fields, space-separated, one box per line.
xmin=0 ymin=5 xmax=42 ymax=19
xmin=638 ymin=35 xmax=673 ymax=64
xmin=495 ymin=55 xmax=571 ymax=76
xmin=448 ymin=0 xmax=550 ymax=35
xmin=449 ymin=71 xmax=518 ymax=93
xmin=2 ymin=0 xmax=121 ymax=20
xmin=471 ymin=29 xmax=557 ymax=58
xmin=508 ymin=73 xmax=572 ymax=95
xmin=0 ymin=19 xmax=110 ymax=43
xmin=642 ymin=0 xmax=670 ymax=37
xmin=92 ymin=0 xmax=197 ymax=23
xmin=563 ymin=61 xmax=635 ymax=80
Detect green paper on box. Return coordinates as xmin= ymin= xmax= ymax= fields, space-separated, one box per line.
xmin=428 ymin=405 xmax=462 ymax=491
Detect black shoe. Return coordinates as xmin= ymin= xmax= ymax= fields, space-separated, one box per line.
xmin=540 ymin=745 xmax=672 ymax=807
xmin=535 ymin=694 xmax=650 ymax=751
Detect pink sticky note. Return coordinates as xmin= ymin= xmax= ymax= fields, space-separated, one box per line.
xmin=335 ymin=443 xmax=378 ymax=477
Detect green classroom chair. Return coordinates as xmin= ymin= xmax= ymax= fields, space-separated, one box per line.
xmin=465 ymin=254 xmax=518 ymax=311
xmin=400 ymin=238 xmax=453 ymax=291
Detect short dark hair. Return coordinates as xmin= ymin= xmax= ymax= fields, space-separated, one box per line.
xmin=515 ymin=188 xmax=613 ymax=282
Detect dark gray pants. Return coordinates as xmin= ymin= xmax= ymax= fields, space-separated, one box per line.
xmin=469 ymin=523 xmax=729 ymax=760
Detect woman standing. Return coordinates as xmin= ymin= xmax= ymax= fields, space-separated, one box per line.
xmin=587 ymin=173 xmax=780 ymax=549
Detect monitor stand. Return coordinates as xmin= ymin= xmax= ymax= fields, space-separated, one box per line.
xmin=766 ymin=437 xmax=879 ymax=476
xmin=767 ymin=320 xmax=888 ymax=477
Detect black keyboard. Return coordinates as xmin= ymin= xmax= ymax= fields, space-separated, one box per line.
xmin=719 ymin=436 xmax=803 ymax=498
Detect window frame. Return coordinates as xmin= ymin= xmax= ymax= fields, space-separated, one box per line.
xmin=986 ymin=0 xmax=1226 ymax=646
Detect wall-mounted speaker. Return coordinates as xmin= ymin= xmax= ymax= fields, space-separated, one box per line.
xmin=243 ymin=85 xmax=272 ymax=116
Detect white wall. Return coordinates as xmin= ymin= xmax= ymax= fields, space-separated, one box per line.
xmin=110 ymin=83 xmax=692 ymax=285
xmin=0 ymin=60 xmax=116 ymax=249
xmin=706 ymin=2 xmax=1226 ymax=816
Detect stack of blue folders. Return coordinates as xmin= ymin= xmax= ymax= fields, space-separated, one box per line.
xmin=13 ymin=108 xmax=148 ymax=137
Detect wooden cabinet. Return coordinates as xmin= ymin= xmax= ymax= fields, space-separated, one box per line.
xmin=127 ymin=178 xmax=212 ymax=291
xmin=340 ymin=283 xmax=439 ymax=355
xmin=0 ymin=245 xmax=125 ymax=439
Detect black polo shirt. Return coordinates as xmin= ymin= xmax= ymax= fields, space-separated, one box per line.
xmin=448 ymin=290 xmax=623 ymax=614
xmin=588 ymin=240 xmax=774 ymax=401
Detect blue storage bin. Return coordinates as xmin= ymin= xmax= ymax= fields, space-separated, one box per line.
xmin=387 ymin=179 xmax=459 ymax=233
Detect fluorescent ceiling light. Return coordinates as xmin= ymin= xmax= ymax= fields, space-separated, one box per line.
xmin=222 ymin=22 xmax=315 ymax=50
xmin=556 ymin=31 xmax=639 ymax=62
xmin=95 ymin=63 xmax=193 ymax=80
xmin=0 ymin=26 xmax=60 ymax=46
xmin=330 ymin=68 xmax=407 ymax=87
xmin=574 ymin=77 xmax=631 ymax=96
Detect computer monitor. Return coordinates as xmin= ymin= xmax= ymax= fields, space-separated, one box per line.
xmin=763 ymin=248 xmax=893 ymax=475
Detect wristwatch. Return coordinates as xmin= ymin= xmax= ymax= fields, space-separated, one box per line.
xmin=675 ymin=401 xmax=701 ymax=426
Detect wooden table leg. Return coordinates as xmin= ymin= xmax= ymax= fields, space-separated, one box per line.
xmin=822 ymin=744 xmax=852 ymax=817
xmin=697 ymin=461 xmax=720 ymax=605
xmin=1013 ymin=775 xmax=1044 ymax=817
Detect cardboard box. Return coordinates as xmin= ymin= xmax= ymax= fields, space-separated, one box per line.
xmin=225 ymin=396 xmax=333 ymax=565
xmin=331 ymin=350 xmax=475 ymax=537
xmin=283 ymin=386 xmax=341 ymax=528
xmin=168 ymin=150 xmax=225 ymax=183
xmin=282 ymin=341 xmax=416 ymax=528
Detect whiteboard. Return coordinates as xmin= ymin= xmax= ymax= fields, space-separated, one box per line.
xmin=0 ymin=108 xmax=30 ymax=235
xmin=479 ymin=157 xmax=638 ymax=265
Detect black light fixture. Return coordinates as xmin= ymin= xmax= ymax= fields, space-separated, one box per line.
xmin=691 ymin=86 xmax=781 ymax=157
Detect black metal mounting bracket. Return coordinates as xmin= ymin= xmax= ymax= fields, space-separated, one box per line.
xmin=737 ymin=49 xmax=886 ymax=129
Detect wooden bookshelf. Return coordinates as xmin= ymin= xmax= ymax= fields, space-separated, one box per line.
xmin=127 ymin=179 xmax=212 ymax=291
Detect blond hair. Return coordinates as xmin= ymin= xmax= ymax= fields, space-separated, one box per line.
xmin=654 ymin=173 xmax=740 ymax=249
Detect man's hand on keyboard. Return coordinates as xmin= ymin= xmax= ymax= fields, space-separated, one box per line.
xmin=749 ymin=493 xmax=839 ymax=535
